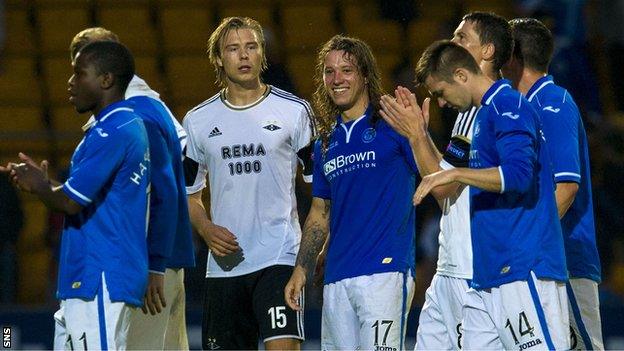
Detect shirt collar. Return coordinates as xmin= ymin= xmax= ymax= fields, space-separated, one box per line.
xmin=337 ymin=104 xmax=373 ymax=126
xmin=94 ymin=99 xmax=135 ymax=123
xmin=481 ymin=79 xmax=512 ymax=106
xmin=526 ymin=75 xmax=554 ymax=102
xmin=125 ymin=75 xmax=160 ymax=100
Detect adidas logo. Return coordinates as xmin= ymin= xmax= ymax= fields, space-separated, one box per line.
xmin=208 ymin=127 xmax=222 ymax=138
xmin=263 ymin=124 xmax=281 ymax=131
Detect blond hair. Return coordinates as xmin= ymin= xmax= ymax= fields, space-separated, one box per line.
xmin=70 ymin=27 xmax=119 ymax=61
xmin=207 ymin=17 xmax=267 ymax=88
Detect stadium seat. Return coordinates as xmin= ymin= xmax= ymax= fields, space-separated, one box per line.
xmin=165 ymin=54 xmax=219 ymax=106
xmin=42 ymin=56 xmax=73 ymax=106
xmin=219 ymin=3 xmax=275 ymax=31
xmin=281 ymin=4 xmax=337 ymax=53
xmin=408 ymin=18 xmax=448 ymax=56
xmin=134 ymin=56 xmax=166 ymax=97
xmin=4 ymin=6 xmax=36 ymax=55
xmin=285 ymin=54 xmax=317 ymax=100
xmin=159 ymin=3 xmax=214 ymax=55
xmin=375 ymin=53 xmax=402 ymax=92
xmin=342 ymin=4 xmax=402 ymax=52
xmin=97 ymin=1 xmax=158 ymax=55
xmin=37 ymin=4 xmax=90 ymax=55
xmin=0 ymin=58 xmax=42 ymax=105
xmin=0 ymin=106 xmax=48 ymax=153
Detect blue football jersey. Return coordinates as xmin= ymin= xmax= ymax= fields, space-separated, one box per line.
xmin=526 ymin=75 xmax=601 ymax=282
xmin=60 ymin=100 xmax=150 ymax=306
xmin=312 ymin=105 xmax=418 ymax=284
xmin=129 ymin=95 xmax=195 ymax=272
xmin=469 ymin=80 xmax=567 ymax=289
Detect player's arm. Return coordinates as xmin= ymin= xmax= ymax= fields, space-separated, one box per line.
xmin=379 ymin=87 xmax=461 ymax=201
xmin=285 ymin=197 xmax=330 ymax=310
xmin=540 ymin=99 xmax=582 ymax=219
xmin=414 ymin=166 xmax=502 ymax=204
xmin=187 ymin=189 xmax=240 ymax=256
xmin=555 ymin=182 xmax=579 ymax=218
xmin=3 ymin=161 xmax=82 ymax=215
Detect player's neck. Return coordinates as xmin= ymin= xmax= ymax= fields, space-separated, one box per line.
xmin=93 ymin=93 xmax=125 ymax=117
xmin=472 ymin=74 xmax=496 ymax=107
xmin=341 ymin=95 xmax=369 ymax=123
xmin=517 ymin=69 xmax=547 ymax=96
xmin=224 ymin=79 xmax=267 ymax=106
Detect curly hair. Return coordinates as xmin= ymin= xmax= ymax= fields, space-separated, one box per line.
xmin=312 ymin=35 xmax=385 ymax=155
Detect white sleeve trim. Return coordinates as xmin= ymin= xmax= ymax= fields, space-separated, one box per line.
xmin=64 ymin=181 xmax=92 ymax=203
xmin=148 ymin=270 xmax=166 ymax=275
xmin=554 ymin=172 xmax=580 ymax=179
xmin=439 ymin=159 xmax=455 ymax=170
xmin=302 ymin=174 xmax=313 ymax=183
xmin=185 ymin=182 xmax=206 ymax=195
xmin=498 ymin=166 xmax=505 ymax=193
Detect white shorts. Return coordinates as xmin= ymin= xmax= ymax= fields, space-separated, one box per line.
xmin=463 ymin=272 xmax=569 ymax=350
xmin=567 ymin=278 xmax=604 ymax=350
xmin=126 ymin=268 xmax=189 ymax=350
xmin=415 ymin=274 xmax=470 ymax=350
xmin=53 ymin=273 xmax=133 ymax=350
xmin=321 ymin=270 xmax=415 ymax=350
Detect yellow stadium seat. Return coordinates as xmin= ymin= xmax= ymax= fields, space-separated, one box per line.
xmin=408 ymin=18 xmax=448 ymax=56
xmin=286 ymin=54 xmax=317 ymax=100
xmin=98 ymin=1 xmax=158 ymax=55
xmin=282 ymin=4 xmax=337 ymax=53
xmin=0 ymin=58 xmax=42 ymax=105
xmin=134 ymin=56 xmax=166 ymax=97
xmin=0 ymin=106 xmax=44 ymax=132
xmin=166 ymin=54 xmax=219 ymax=106
xmin=219 ymin=3 xmax=274 ymax=29
xmin=0 ymin=106 xmax=47 ymax=153
xmin=160 ymin=4 xmax=213 ymax=54
xmin=5 ymin=6 xmax=35 ymax=55
xmin=42 ymin=56 xmax=73 ymax=106
xmin=37 ymin=5 xmax=90 ymax=55
xmin=343 ymin=4 xmax=402 ymax=52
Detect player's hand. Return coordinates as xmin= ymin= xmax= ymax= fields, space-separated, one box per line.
xmin=284 ymin=266 xmax=306 ymax=311
xmin=313 ymin=249 xmax=327 ymax=287
xmin=0 ymin=153 xmax=49 ymax=189
xmin=379 ymin=86 xmax=430 ymax=140
xmin=414 ymin=169 xmax=457 ymax=205
xmin=142 ymin=272 xmax=167 ymax=315
xmin=8 ymin=157 xmax=49 ymax=193
xmin=203 ymin=223 xmax=239 ymax=257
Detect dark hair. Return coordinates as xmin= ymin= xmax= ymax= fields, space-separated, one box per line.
xmin=313 ymin=35 xmax=384 ymax=155
xmin=508 ymin=18 xmax=553 ymax=72
xmin=462 ymin=11 xmax=513 ymax=71
xmin=77 ymin=41 xmax=135 ymax=94
xmin=415 ymin=40 xmax=481 ymax=85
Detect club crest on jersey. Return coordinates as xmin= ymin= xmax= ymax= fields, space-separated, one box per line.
xmin=208 ymin=127 xmax=222 ymax=138
xmin=362 ymin=127 xmax=376 ymax=143
xmin=263 ymin=123 xmax=281 ymax=131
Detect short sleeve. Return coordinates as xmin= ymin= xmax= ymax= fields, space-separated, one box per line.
xmin=294 ymin=103 xmax=315 ymax=183
xmin=182 ymin=113 xmax=208 ymax=194
xmin=311 ymin=140 xmax=331 ymax=199
xmin=63 ymin=124 xmax=137 ymax=206
xmin=539 ymin=99 xmax=581 ymax=184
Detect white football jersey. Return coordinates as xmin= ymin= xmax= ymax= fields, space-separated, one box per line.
xmin=436 ymin=106 xmax=477 ymax=279
xmin=183 ymin=86 xmax=315 ymax=277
